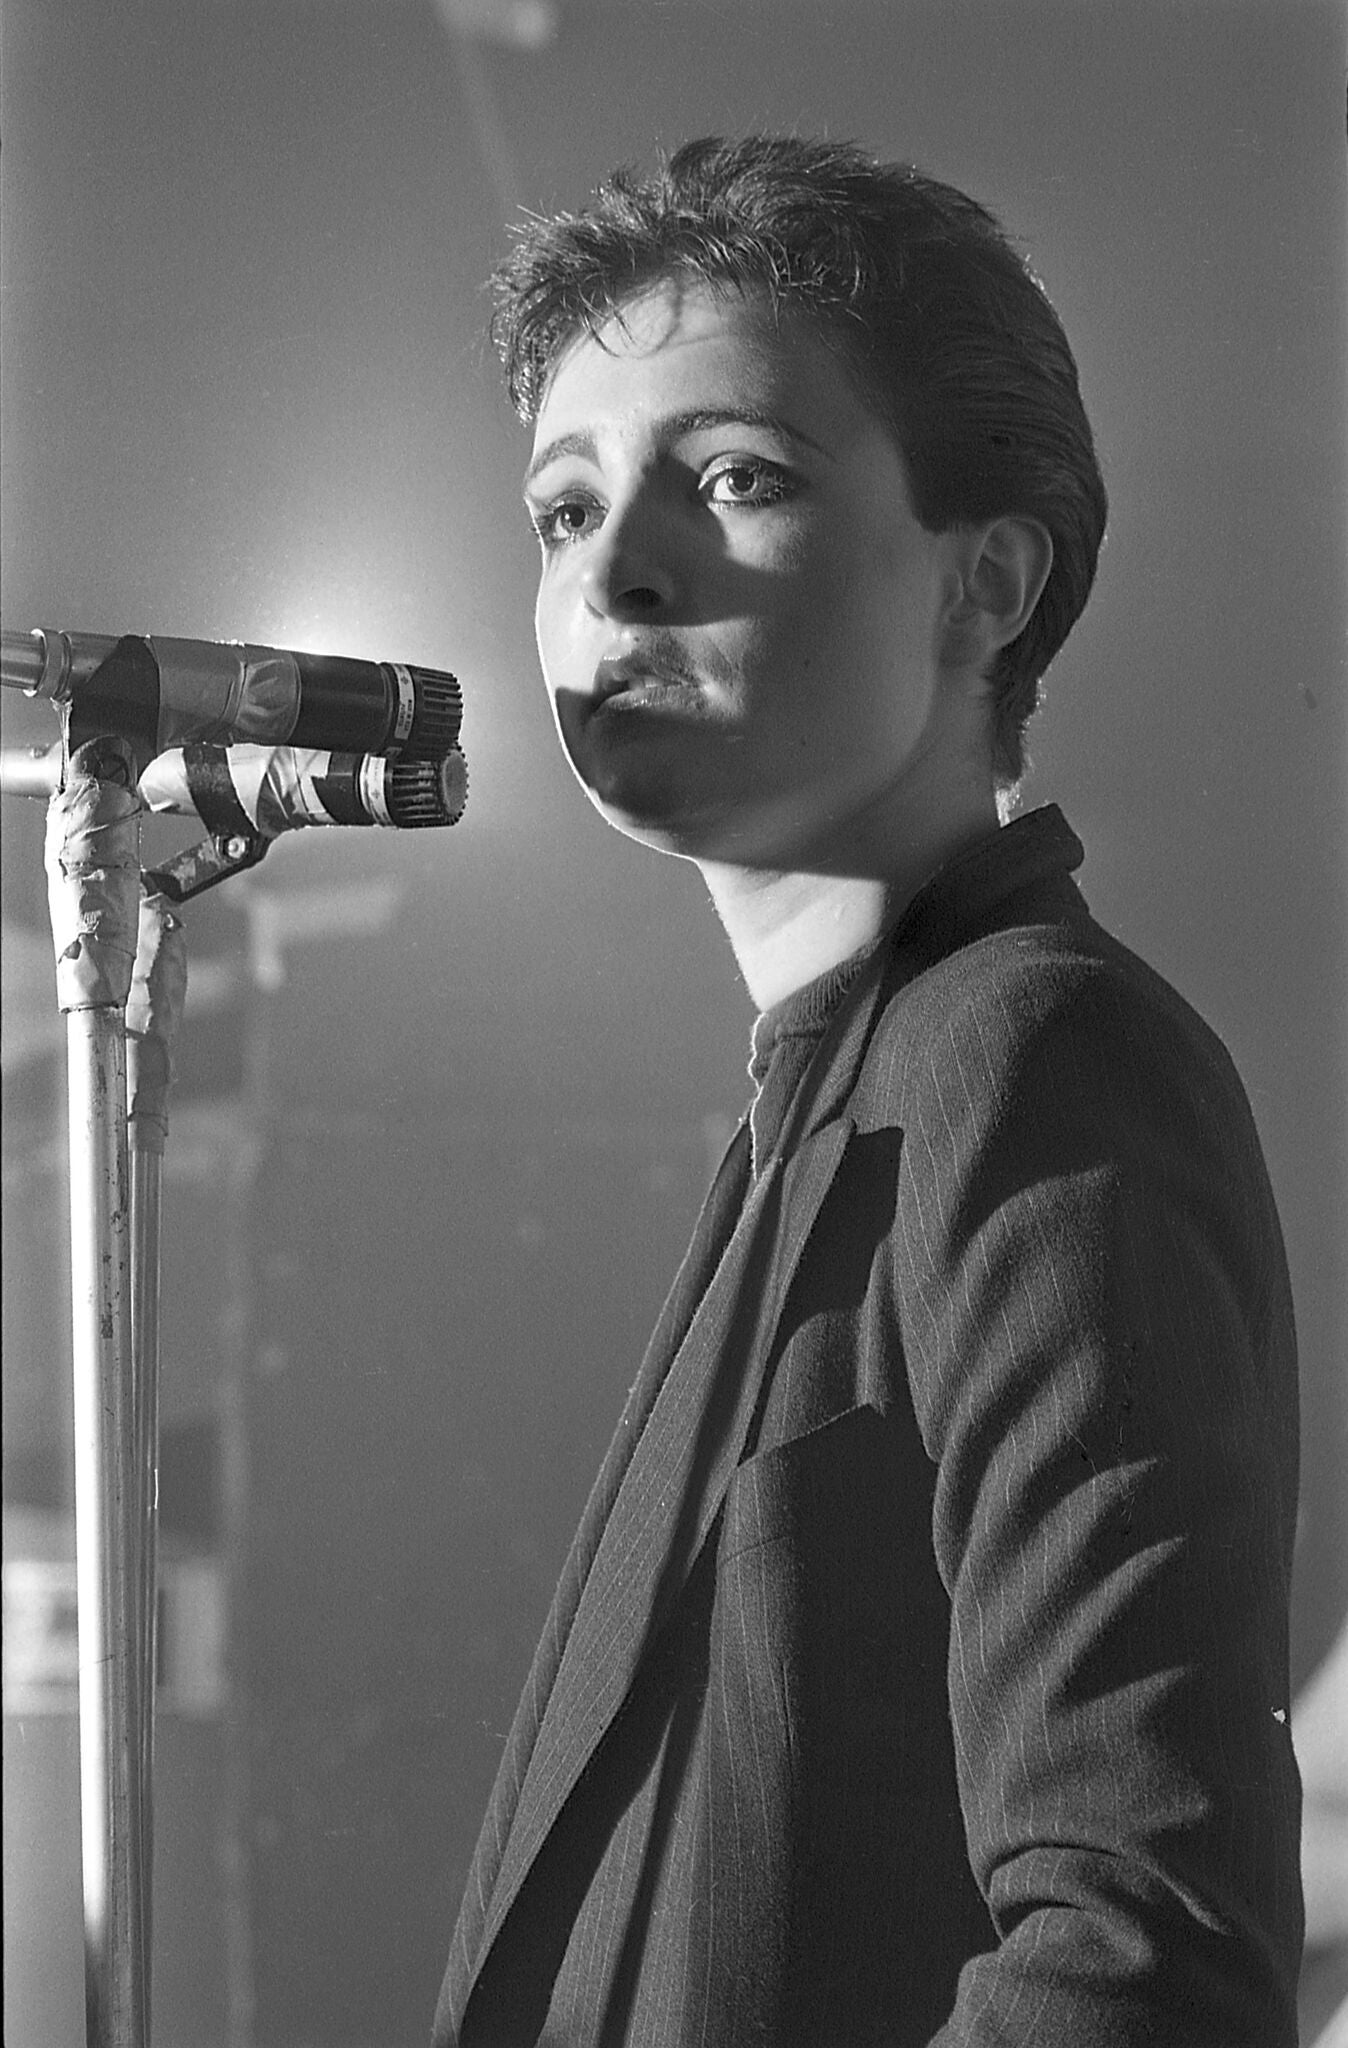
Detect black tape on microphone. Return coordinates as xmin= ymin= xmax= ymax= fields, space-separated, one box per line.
xmin=139 ymin=743 xmax=468 ymax=837
xmin=7 ymin=628 xmax=463 ymax=766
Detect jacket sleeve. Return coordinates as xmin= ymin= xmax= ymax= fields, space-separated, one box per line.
xmin=891 ymin=950 xmax=1303 ymax=2046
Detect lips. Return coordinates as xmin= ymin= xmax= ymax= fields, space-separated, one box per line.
xmin=593 ymin=652 xmax=691 ymax=701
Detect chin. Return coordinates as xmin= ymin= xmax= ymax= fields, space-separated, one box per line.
xmin=586 ymin=788 xmax=706 ymax=859
xmin=565 ymin=742 xmax=673 ymax=831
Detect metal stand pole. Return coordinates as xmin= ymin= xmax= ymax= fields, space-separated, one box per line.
xmin=46 ymin=742 xmax=147 ymax=2047
xmin=126 ymin=892 xmax=188 ymax=2039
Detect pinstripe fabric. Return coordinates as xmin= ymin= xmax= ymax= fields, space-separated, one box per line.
xmin=437 ymin=1122 xmax=754 ymax=2016
xmin=433 ymin=806 xmax=1302 ymax=2047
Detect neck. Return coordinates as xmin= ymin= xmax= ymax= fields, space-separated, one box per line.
xmin=698 ymin=789 xmax=999 ymax=1011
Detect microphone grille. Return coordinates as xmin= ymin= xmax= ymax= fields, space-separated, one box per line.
xmin=385 ymin=749 xmax=468 ymax=827
xmin=400 ymin=667 xmax=463 ymax=757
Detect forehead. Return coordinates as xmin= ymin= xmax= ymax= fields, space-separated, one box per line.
xmin=531 ymin=279 xmax=877 ymax=457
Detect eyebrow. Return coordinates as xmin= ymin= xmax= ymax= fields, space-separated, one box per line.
xmin=522 ymin=407 xmax=830 ymax=495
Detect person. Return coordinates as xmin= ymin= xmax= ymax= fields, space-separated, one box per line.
xmin=432 ymin=135 xmax=1303 ymax=2046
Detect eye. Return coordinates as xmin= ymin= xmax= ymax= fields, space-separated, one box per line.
xmin=703 ymin=458 xmax=793 ymax=508
xmin=528 ymin=491 xmax=605 ymax=549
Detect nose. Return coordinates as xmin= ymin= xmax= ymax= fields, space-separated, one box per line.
xmin=579 ymin=497 xmax=676 ymax=621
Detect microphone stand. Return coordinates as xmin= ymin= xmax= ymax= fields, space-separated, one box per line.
xmin=26 ymin=729 xmax=196 ymax=2047
xmin=4 ymin=623 xmax=461 ymax=2041
xmin=45 ymin=737 xmax=152 ymax=2045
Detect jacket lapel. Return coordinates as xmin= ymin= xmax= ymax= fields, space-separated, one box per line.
xmin=471 ymin=1108 xmax=855 ymax=1978
xmin=442 ymin=1122 xmax=751 ymax=2009
xmin=459 ymin=943 xmax=895 ymax=2025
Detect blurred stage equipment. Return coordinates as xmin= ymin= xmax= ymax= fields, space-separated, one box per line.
xmin=1 ymin=623 xmax=467 ymax=2047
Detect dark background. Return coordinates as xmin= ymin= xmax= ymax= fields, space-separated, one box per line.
xmin=3 ymin=2 xmax=1344 ymax=2041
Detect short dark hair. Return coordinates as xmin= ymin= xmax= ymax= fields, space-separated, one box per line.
xmin=491 ymin=134 xmax=1108 ymax=784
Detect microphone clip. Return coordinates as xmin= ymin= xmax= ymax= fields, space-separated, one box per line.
xmin=143 ymin=828 xmax=271 ymax=904
xmin=140 ymin=735 xmax=280 ymax=900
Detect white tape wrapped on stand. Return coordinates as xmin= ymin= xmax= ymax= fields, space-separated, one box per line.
xmin=44 ymin=771 xmax=142 ymax=1013
xmin=126 ymin=896 xmax=188 ymax=1153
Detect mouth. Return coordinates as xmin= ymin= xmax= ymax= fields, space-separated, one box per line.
xmin=590 ymin=654 xmax=700 ymax=713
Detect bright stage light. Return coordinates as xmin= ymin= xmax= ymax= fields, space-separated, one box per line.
xmin=433 ymin=0 xmax=558 ymax=51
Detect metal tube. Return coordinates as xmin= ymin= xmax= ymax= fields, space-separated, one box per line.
xmin=3 ymin=626 xmax=119 ymax=700
xmin=126 ymin=887 xmax=186 ymax=2035
xmin=1 ymin=625 xmax=48 ymax=690
xmin=0 ymin=741 xmax=63 ymax=797
xmin=2 ymin=625 xmax=121 ymax=699
xmin=48 ymin=751 xmax=148 ymax=2046
xmin=129 ymin=1138 xmax=163 ymax=2023
xmin=67 ymin=1005 xmax=147 ymax=2047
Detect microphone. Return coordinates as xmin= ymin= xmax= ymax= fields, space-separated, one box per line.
xmin=1 ymin=626 xmax=462 ymax=761
xmin=138 ymin=743 xmax=468 ymax=837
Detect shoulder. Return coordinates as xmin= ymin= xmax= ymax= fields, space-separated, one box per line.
xmin=847 ymin=906 xmax=1294 ymax=1455
xmin=855 ymin=908 xmax=1257 ymax=1159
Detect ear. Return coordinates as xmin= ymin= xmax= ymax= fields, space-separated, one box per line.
xmin=939 ymin=517 xmax=1054 ymax=672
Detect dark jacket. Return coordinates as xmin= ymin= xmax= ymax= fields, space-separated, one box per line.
xmin=434 ymin=806 xmax=1303 ymax=2046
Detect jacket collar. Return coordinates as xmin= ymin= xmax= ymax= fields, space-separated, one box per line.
xmin=784 ymin=802 xmax=1087 ymax=1145
xmin=889 ymin=802 xmax=1085 ymax=962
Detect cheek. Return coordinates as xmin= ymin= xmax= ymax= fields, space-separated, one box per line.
xmin=746 ymin=552 xmax=894 ymax=686
xmin=534 ymin=581 xmax=569 ymax=685
xmin=776 ymin=516 xmax=898 ymax=628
